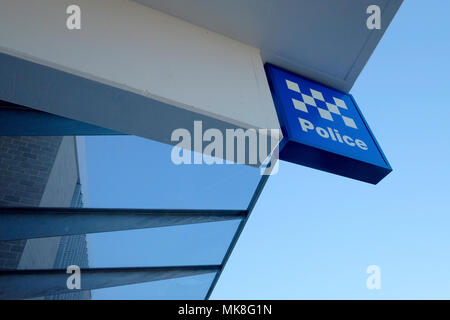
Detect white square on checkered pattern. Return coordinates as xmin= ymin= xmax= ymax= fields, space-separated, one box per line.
xmin=286 ymin=79 xmax=300 ymax=93
xmin=326 ymin=102 xmax=340 ymax=115
xmin=318 ymin=108 xmax=333 ymax=121
xmin=292 ymin=98 xmax=308 ymax=113
xmin=342 ymin=116 xmax=357 ymax=129
xmin=310 ymin=89 xmax=324 ymax=101
xmin=302 ymin=94 xmax=316 ymax=107
xmin=333 ymin=97 xmax=347 ymax=109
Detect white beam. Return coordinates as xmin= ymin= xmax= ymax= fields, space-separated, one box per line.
xmin=0 ymin=0 xmax=280 ymax=145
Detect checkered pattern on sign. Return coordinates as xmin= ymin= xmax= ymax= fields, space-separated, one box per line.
xmin=285 ymin=79 xmax=358 ymax=129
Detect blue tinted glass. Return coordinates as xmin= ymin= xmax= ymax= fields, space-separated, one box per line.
xmin=0 ymin=135 xmax=256 ymax=299
xmin=88 ymin=219 xmax=241 ymax=267
xmin=92 ymin=272 xmax=216 ymax=300
xmin=2 ymin=235 xmax=89 ymax=271
xmin=85 ymin=136 xmax=261 ymax=210
xmin=4 ymin=219 xmax=240 ymax=270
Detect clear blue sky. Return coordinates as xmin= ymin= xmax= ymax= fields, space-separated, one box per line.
xmin=212 ymin=1 xmax=450 ymax=299
xmin=85 ymin=1 xmax=450 ymax=299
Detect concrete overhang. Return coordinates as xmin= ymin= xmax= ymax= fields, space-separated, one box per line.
xmin=136 ymin=0 xmax=403 ymax=92
xmin=0 ymin=0 xmax=280 ymax=144
xmin=0 ymin=0 xmax=402 ymax=165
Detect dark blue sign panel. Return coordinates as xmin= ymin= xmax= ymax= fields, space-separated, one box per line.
xmin=265 ymin=64 xmax=391 ymax=184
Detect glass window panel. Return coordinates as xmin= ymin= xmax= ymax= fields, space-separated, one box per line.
xmin=1 ymin=234 xmax=89 ymax=271
xmin=0 ymin=134 xmax=261 ymax=299
xmin=85 ymin=136 xmax=262 ymax=210
xmin=91 ymin=272 xmax=217 ymax=300
xmin=88 ymin=219 xmax=241 ymax=268
xmin=3 ymin=219 xmax=240 ymax=270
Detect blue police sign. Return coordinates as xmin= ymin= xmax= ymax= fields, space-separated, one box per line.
xmin=265 ymin=64 xmax=391 ymax=184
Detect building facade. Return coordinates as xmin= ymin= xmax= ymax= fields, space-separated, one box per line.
xmin=0 ymin=136 xmax=90 ymax=299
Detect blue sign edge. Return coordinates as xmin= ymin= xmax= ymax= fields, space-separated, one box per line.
xmin=264 ymin=63 xmax=392 ymax=183
xmin=347 ymin=94 xmax=392 ymax=172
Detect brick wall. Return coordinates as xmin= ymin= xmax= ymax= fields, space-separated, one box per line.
xmin=0 ymin=136 xmax=62 ymax=270
xmin=0 ymin=136 xmax=91 ymax=299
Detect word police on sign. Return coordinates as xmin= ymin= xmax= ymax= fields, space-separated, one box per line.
xmin=265 ymin=64 xmax=391 ymax=184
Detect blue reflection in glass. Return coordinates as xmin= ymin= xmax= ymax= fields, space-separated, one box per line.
xmin=91 ymin=272 xmax=216 ymax=300
xmin=87 ymin=220 xmax=241 ymax=267
xmin=85 ymin=136 xmax=261 ymax=210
